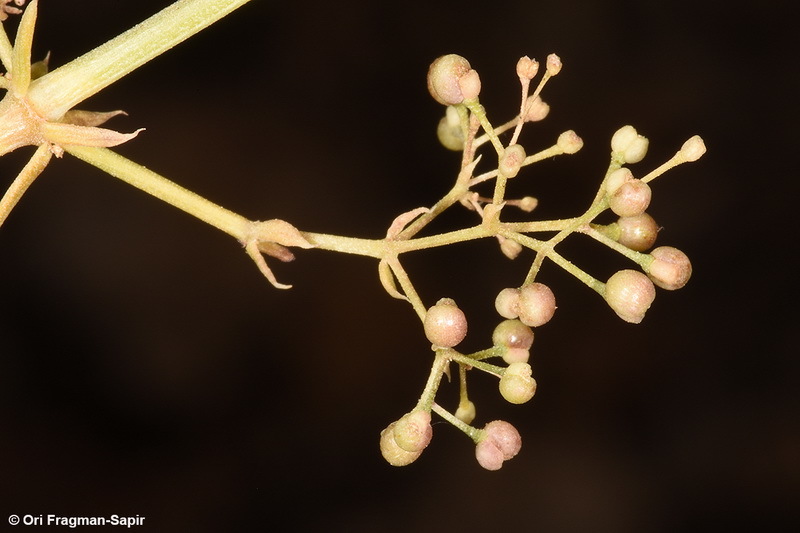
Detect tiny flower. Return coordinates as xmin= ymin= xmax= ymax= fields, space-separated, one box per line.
xmin=557 ymin=130 xmax=583 ymax=154
xmin=611 ymin=125 xmax=649 ymax=163
xmin=516 ymin=56 xmax=539 ymax=80
xmin=494 ymin=287 xmax=521 ymax=319
xmin=475 ymin=420 xmax=522 ymax=471
xmin=499 ymin=362 xmax=537 ymax=404
xmin=499 ymin=236 xmax=523 ymax=260
xmin=423 ymin=298 xmax=468 ymax=348
xmin=436 ymin=105 xmax=464 ymax=151
xmin=647 ymin=246 xmax=692 ymax=290
xmin=427 ymin=54 xmax=481 ymax=105
xmin=517 ymin=282 xmax=557 ymax=327
xmin=393 ymin=410 xmax=433 ymax=453
xmin=380 ymin=422 xmax=422 ymax=466
xmin=455 ymin=401 xmax=476 ymax=425
xmin=616 ymin=212 xmax=659 ymax=251
xmin=516 ymin=196 xmax=539 ymax=212
xmin=608 ymin=178 xmax=652 ymax=217
xmin=604 ymin=270 xmax=656 ymax=324
xmin=545 ymin=53 xmax=562 ymax=76
xmin=523 ymin=95 xmax=550 ymax=122
xmin=498 ymin=144 xmax=526 ymax=178
xmin=680 ymin=135 xmax=706 ymax=162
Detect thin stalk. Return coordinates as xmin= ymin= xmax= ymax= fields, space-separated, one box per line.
xmin=27 ymin=0 xmax=254 ymax=119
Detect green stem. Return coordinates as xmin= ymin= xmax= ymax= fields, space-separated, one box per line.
xmin=27 ymin=0 xmax=254 ymax=119
xmin=65 ymin=145 xmax=250 ymax=240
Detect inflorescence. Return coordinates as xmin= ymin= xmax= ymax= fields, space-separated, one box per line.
xmin=0 ymin=3 xmax=705 ymax=471
xmin=377 ymin=53 xmax=704 ymax=470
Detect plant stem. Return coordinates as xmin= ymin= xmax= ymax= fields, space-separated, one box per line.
xmin=27 ymin=0 xmax=254 ymax=119
xmin=65 ymin=145 xmax=250 ymax=240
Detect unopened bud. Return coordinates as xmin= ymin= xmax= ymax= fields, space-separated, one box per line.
xmin=680 ymin=135 xmax=706 ymax=162
xmin=475 ymin=420 xmax=522 ymax=471
xmin=517 ymin=283 xmax=557 ymax=327
xmin=499 ymin=144 xmax=526 ymax=178
xmin=545 ymin=53 xmax=562 ymax=76
xmin=523 ymin=95 xmax=550 ymax=122
xmin=424 ymin=298 xmax=468 ymax=348
xmin=647 ymin=246 xmax=692 ymax=290
xmin=516 ymin=56 xmax=539 ymax=80
xmin=604 ymin=270 xmax=656 ymax=324
xmin=427 ymin=54 xmax=480 ymax=105
xmin=557 ymin=130 xmax=583 ymax=154
xmin=499 ymin=362 xmax=537 ymax=404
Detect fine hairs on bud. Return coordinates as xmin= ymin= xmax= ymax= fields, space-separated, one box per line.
xmin=427 ymin=54 xmax=481 ymax=105
xmin=475 ymin=421 xmax=522 ymax=471
xmin=604 ymin=270 xmax=656 ymax=324
xmin=499 ymin=144 xmax=526 ymax=178
xmin=423 ymin=298 xmax=468 ymax=348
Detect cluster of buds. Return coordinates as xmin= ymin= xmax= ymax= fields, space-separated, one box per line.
xmin=375 ymin=52 xmax=704 ymax=470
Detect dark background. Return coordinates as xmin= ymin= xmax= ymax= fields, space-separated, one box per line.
xmin=1 ymin=1 xmax=796 ymax=531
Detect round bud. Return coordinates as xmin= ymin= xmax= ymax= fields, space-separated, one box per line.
xmin=557 ymin=130 xmax=583 ymax=154
xmin=455 ymin=401 xmax=476 ymax=425
xmin=516 ymin=56 xmax=539 ymax=80
xmin=680 ymin=135 xmax=706 ymax=162
xmin=436 ymin=106 xmax=464 ymax=151
xmin=623 ymin=135 xmax=649 ymax=163
xmin=424 ymin=298 xmax=468 ymax=347
xmin=617 ymin=213 xmax=659 ymax=251
xmin=608 ymin=179 xmax=652 ymax=217
xmin=517 ymin=283 xmax=557 ymax=327
xmin=475 ymin=420 xmax=522 ymax=471
xmin=647 ymin=246 xmax=692 ymax=290
xmin=380 ymin=422 xmax=422 ymax=466
xmin=611 ymin=125 xmax=639 ymax=153
xmin=605 ymin=168 xmax=635 ymax=195
xmin=494 ymin=287 xmax=521 ymax=319
xmin=499 ymin=237 xmax=523 ymax=260
xmin=427 ymin=54 xmax=479 ymax=105
xmin=545 ymin=53 xmax=562 ymax=76
xmin=523 ymin=95 xmax=550 ymax=122
xmin=499 ymin=144 xmax=526 ymax=178
xmin=492 ymin=319 xmax=534 ymax=350
xmin=604 ymin=270 xmax=656 ymax=324
xmin=517 ymin=196 xmax=539 ymax=212
xmin=499 ymin=362 xmax=537 ymax=404
xmin=393 ymin=410 xmax=433 ymax=453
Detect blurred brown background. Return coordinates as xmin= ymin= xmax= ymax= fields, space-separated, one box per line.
xmin=1 ymin=1 xmax=796 ymax=531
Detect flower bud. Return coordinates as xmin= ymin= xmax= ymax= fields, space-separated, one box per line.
xmin=424 ymin=298 xmax=468 ymax=347
xmin=545 ymin=53 xmax=562 ymax=76
xmin=494 ymin=287 xmax=521 ymax=319
xmin=436 ymin=105 xmax=464 ymax=151
xmin=455 ymin=401 xmax=476 ymax=425
xmin=523 ymin=95 xmax=550 ymax=122
xmin=499 ymin=237 xmax=523 ymax=259
xmin=499 ymin=362 xmax=537 ymax=404
xmin=608 ymin=179 xmax=652 ymax=217
xmin=605 ymin=168 xmax=634 ymax=195
xmin=516 ymin=56 xmax=539 ymax=80
xmin=517 ymin=196 xmax=539 ymax=212
xmin=427 ymin=54 xmax=480 ymax=105
xmin=517 ymin=283 xmax=556 ymax=327
xmin=499 ymin=144 xmax=526 ymax=178
xmin=380 ymin=422 xmax=422 ymax=466
xmin=604 ymin=270 xmax=656 ymax=324
xmin=492 ymin=319 xmax=534 ymax=350
xmin=616 ymin=212 xmax=659 ymax=251
xmin=610 ymin=125 xmax=649 ymax=163
xmin=647 ymin=246 xmax=692 ymax=290
xmin=557 ymin=130 xmax=583 ymax=154
xmin=680 ymin=135 xmax=706 ymax=162
xmin=475 ymin=420 xmax=522 ymax=471
xmin=393 ymin=410 xmax=433 ymax=453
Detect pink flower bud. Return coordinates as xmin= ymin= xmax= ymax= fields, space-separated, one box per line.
xmin=523 ymin=95 xmax=550 ymax=122
xmin=604 ymin=270 xmax=656 ymax=324
xmin=608 ymin=178 xmax=652 ymax=217
xmin=516 ymin=56 xmax=539 ymax=80
xmin=499 ymin=144 xmax=526 ymax=178
xmin=475 ymin=420 xmax=522 ymax=471
xmin=517 ymin=283 xmax=556 ymax=327
xmin=423 ymin=298 xmax=468 ymax=348
xmin=616 ymin=212 xmax=659 ymax=251
xmin=545 ymin=53 xmax=562 ymax=76
xmin=427 ymin=54 xmax=480 ymax=105
xmin=647 ymin=246 xmax=692 ymax=290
